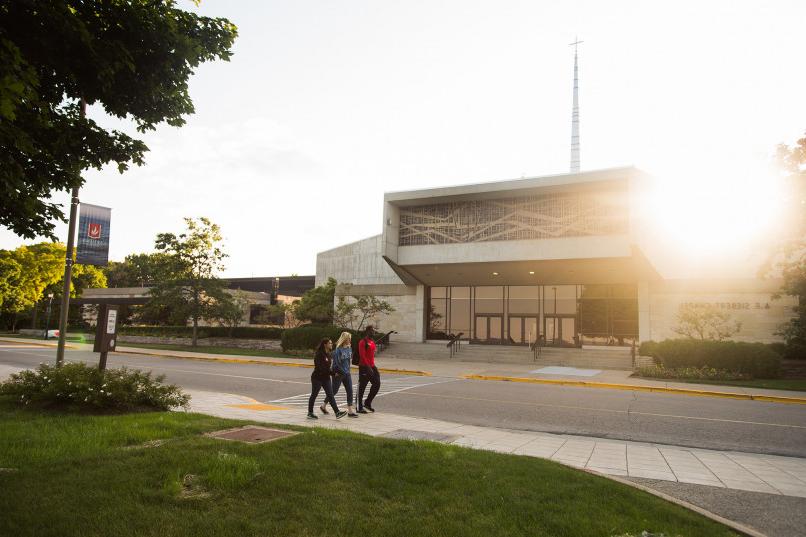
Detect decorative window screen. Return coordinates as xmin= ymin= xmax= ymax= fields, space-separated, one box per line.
xmin=399 ymin=190 xmax=628 ymax=245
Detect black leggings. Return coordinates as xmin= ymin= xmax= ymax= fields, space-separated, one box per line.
xmin=309 ymin=376 xmax=339 ymax=414
xmin=358 ymin=365 xmax=381 ymax=410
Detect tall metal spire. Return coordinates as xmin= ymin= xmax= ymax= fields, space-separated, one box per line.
xmin=569 ymin=38 xmax=583 ymax=173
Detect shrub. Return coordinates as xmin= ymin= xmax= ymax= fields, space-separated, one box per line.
xmin=640 ymin=339 xmax=781 ymax=378
xmin=119 ymin=325 xmax=283 ymax=340
xmin=637 ymin=364 xmax=751 ymax=381
xmin=765 ymin=342 xmax=786 ymax=356
xmin=281 ymin=325 xmax=361 ymax=352
xmin=0 ymin=363 xmax=190 ymax=411
xmin=638 ymin=340 xmax=659 ymax=357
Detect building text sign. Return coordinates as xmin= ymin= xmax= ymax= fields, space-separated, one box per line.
xmin=682 ymin=302 xmax=770 ymax=310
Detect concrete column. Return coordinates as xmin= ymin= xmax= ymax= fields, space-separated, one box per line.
xmin=415 ymin=285 xmax=426 ymax=342
xmin=638 ymin=281 xmax=651 ymax=342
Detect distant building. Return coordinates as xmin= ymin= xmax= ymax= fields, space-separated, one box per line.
xmin=78 ymin=275 xmax=315 ymax=327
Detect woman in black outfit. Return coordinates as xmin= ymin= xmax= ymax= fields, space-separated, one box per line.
xmin=308 ymin=338 xmax=346 ymax=420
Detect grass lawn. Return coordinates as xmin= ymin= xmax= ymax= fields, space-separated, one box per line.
xmin=669 ymin=377 xmax=806 ymax=392
xmin=0 ymin=402 xmax=738 ymax=537
xmin=118 ymin=342 xmax=301 ymax=360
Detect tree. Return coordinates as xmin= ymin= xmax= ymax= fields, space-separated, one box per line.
xmin=673 ymin=304 xmax=742 ymax=341
xmin=256 ymin=301 xmax=303 ymax=328
xmin=0 ymin=243 xmax=64 ymax=330
xmin=769 ymin=133 xmax=806 ymax=358
xmin=0 ymin=1 xmax=237 ymax=239
xmin=0 ymin=242 xmax=106 ymax=330
xmin=334 ymin=293 xmax=395 ymax=331
xmin=148 ymin=217 xmax=229 ymax=346
xmin=215 ymin=290 xmax=247 ymax=337
xmin=294 ymin=278 xmax=337 ymax=324
xmin=104 ymin=252 xmax=175 ymax=288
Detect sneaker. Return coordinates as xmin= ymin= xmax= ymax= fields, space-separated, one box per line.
xmin=336 ymin=410 xmax=347 ymax=419
xmin=319 ymin=404 xmax=329 ymax=415
xmin=307 ymin=412 xmax=318 ymax=420
xmin=348 ymin=413 xmax=359 ymax=418
xmin=357 ymin=409 xmax=368 ymax=414
xmin=364 ymin=402 xmax=375 ymax=412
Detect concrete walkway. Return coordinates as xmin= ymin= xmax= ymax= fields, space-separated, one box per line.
xmin=3 ymin=336 xmax=802 ymax=402
xmin=186 ymin=388 xmax=806 ymax=499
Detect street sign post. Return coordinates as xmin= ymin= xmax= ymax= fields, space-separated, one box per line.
xmin=93 ymin=304 xmax=119 ymax=371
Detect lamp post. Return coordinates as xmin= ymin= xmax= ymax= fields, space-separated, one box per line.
xmin=44 ymin=292 xmax=54 ymax=340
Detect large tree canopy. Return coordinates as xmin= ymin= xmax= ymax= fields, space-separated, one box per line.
xmin=0 ymin=1 xmax=237 ymax=239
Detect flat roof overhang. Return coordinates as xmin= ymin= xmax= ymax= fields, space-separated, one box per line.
xmin=384 ymin=166 xmax=645 ymax=207
xmin=385 ymin=249 xmax=662 ymax=287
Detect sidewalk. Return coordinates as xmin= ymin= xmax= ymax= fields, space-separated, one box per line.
xmin=3 ymin=336 xmax=804 ymax=402
xmin=188 ymin=388 xmax=806 ymax=498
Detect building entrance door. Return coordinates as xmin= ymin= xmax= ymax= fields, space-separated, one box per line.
xmin=508 ymin=316 xmax=539 ymax=345
xmin=474 ymin=315 xmax=503 ymax=343
xmin=544 ymin=315 xmax=577 ymax=347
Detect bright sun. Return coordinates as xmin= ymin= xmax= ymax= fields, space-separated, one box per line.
xmin=644 ymin=162 xmax=785 ymax=257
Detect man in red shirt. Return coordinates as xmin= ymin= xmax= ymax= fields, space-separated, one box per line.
xmin=357 ymin=325 xmax=381 ymax=413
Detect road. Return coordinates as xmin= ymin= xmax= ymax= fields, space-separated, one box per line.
xmin=3 ymin=343 xmax=806 ymax=457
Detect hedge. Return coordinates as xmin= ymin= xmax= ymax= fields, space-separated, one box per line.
xmin=639 ymin=339 xmax=781 ymax=378
xmin=119 ymin=325 xmax=284 ymax=340
xmin=281 ymin=325 xmax=362 ymax=352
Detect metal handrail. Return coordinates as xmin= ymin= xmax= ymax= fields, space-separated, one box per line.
xmin=446 ymin=332 xmax=463 ymax=358
xmin=531 ymin=335 xmax=542 ymax=361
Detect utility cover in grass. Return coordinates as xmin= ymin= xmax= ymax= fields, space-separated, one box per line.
xmin=206 ymin=426 xmax=297 ymax=444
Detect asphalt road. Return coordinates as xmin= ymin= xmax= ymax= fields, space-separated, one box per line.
xmin=3 ymin=344 xmax=806 ymax=458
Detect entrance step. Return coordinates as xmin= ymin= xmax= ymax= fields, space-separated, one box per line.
xmin=383 ymin=342 xmax=633 ymax=370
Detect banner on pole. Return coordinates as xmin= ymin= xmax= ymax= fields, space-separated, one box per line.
xmin=76 ymin=203 xmax=111 ymax=266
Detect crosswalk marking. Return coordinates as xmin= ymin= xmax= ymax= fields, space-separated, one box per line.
xmin=269 ymin=375 xmax=458 ymax=407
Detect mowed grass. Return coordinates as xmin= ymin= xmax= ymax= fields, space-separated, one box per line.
xmin=639 ymin=376 xmax=806 ymax=393
xmin=117 ymin=342 xmax=299 ymax=360
xmin=0 ymin=402 xmax=738 ymax=537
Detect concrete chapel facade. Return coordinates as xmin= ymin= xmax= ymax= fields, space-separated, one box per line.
xmin=315 ymin=167 xmax=794 ymax=350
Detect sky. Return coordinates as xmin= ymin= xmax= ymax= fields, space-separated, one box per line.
xmin=2 ymin=0 xmax=805 ymax=279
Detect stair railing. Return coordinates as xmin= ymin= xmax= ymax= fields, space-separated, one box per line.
xmin=446 ymin=332 xmax=463 ymax=358
xmin=531 ymin=334 xmax=542 ymax=362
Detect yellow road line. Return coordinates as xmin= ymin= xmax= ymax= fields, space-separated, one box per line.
xmin=113 ymin=349 xmax=430 ymax=376
xmin=0 ymin=337 xmax=78 ymax=349
xmin=462 ymin=374 xmax=806 ymax=405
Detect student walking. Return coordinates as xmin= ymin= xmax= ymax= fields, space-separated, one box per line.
xmin=330 ymin=331 xmax=358 ymax=417
xmin=357 ymin=325 xmax=381 ymax=414
xmin=308 ymin=338 xmax=346 ymax=420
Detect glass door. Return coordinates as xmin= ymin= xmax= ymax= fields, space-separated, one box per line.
xmin=544 ymin=315 xmax=578 ymax=347
xmin=474 ymin=315 xmax=503 ymax=343
xmin=508 ymin=316 xmax=539 ymax=345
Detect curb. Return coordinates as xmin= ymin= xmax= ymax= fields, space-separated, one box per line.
xmin=114 ymin=349 xmax=431 ymax=377
xmin=0 ymin=337 xmax=78 ymax=350
xmin=462 ymin=374 xmax=806 ymax=405
xmin=593 ymin=471 xmax=767 ymax=537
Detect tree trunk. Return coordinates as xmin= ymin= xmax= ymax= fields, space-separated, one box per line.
xmin=31 ymin=304 xmax=39 ymax=329
xmin=192 ymin=317 xmax=198 ymax=347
